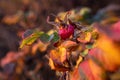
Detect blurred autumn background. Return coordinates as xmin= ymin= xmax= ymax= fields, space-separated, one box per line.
xmin=0 ymin=0 xmax=120 ymax=80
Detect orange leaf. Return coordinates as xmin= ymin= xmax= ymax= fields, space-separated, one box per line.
xmin=90 ymin=21 xmax=120 ymax=71
xmin=61 ymin=40 xmax=77 ymax=48
xmin=89 ymin=48 xmax=120 ymax=72
xmin=77 ymin=32 xmax=92 ymax=43
xmin=49 ymin=47 xmax=71 ymax=71
xmin=91 ymin=34 xmax=120 ymax=71
xmin=50 ymin=47 xmax=68 ymax=63
xmin=48 ymin=57 xmax=70 ymax=71
xmin=70 ymin=59 xmax=106 ymax=80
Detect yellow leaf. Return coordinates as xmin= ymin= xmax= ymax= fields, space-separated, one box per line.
xmin=96 ymin=34 xmax=120 ymax=71
xmin=49 ymin=58 xmax=55 ymax=70
xmin=77 ymin=32 xmax=92 ymax=43
xmin=50 ymin=47 xmax=67 ymax=63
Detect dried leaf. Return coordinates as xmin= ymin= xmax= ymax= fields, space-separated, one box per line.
xmin=49 ymin=57 xmax=70 ymax=71
xmin=75 ymin=56 xmax=83 ymax=68
xmin=49 ymin=58 xmax=55 ymax=70
xmin=50 ymin=47 xmax=67 ymax=63
xmin=49 ymin=47 xmax=70 ymax=71
xmin=60 ymin=40 xmax=77 ymax=49
xmin=77 ymin=32 xmax=92 ymax=43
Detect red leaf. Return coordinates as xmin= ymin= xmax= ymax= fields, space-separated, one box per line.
xmin=89 ymin=47 xmax=120 ymax=72
xmin=94 ymin=21 xmax=120 ymax=41
xmin=70 ymin=59 xmax=106 ymax=80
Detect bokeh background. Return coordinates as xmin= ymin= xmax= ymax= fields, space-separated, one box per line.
xmin=0 ymin=0 xmax=120 ymax=80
